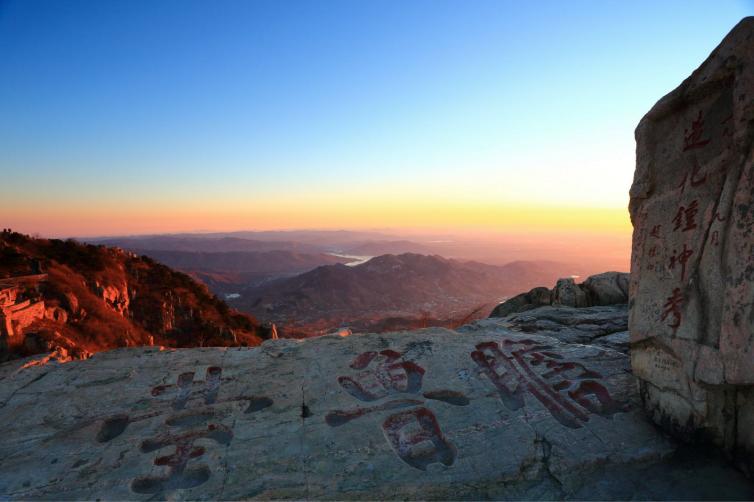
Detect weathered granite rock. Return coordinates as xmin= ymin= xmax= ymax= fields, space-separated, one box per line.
xmin=582 ymin=272 xmax=630 ymax=306
xmin=478 ymin=305 xmax=629 ymax=352
xmin=1 ymin=314 xmax=752 ymax=500
xmin=552 ymin=278 xmax=589 ymax=308
xmin=489 ymin=287 xmax=551 ymax=317
xmin=490 ymin=272 xmax=629 ymax=318
xmin=629 ymin=17 xmax=754 ymax=475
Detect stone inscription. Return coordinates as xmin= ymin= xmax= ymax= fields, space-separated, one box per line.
xmin=683 ymin=110 xmax=710 ymax=151
xmin=652 ymin=354 xmax=681 ymax=373
xmin=471 ymin=340 xmax=625 ymax=429
xmin=95 ymin=366 xmax=273 ymax=494
xmin=641 ymin=105 xmax=735 ymax=331
xmin=325 ymin=349 xmax=468 ymax=470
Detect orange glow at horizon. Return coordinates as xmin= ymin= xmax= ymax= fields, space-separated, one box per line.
xmin=1 ymin=195 xmax=631 ymax=238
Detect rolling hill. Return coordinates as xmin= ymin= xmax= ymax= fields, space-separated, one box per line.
xmin=123 ymin=249 xmax=355 ymax=294
xmin=230 ymin=253 xmax=574 ymax=334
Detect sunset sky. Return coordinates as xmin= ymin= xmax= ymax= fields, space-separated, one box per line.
xmin=0 ymin=0 xmax=751 ymax=238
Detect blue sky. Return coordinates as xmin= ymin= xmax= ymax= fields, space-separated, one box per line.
xmin=0 ymin=0 xmax=751 ymax=236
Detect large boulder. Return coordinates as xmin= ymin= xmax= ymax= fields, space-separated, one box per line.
xmin=551 ymin=278 xmax=589 ymax=308
xmin=489 ymin=286 xmax=551 ymax=317
xmin=629 ymin=17 xmax=754 ymax=475
xmin=490 ymin=272 xmax=629 ymax=318
xmin=582 ymin=272 xmax=630 ymax=306
xmin=1 ymin=313 xmax=752 ymax=500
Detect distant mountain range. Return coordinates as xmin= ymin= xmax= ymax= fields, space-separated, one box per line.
xmin=0 ymin=229 xmax=621 ymax=360
xmin=88 ymin=230 xmax=628 ymax=274
xmin=93 ymin=235 xmax=324 ymax=254
xmin=81 ymin=231 xmax=618 ymax=336
xmin=229 ymin=253 xmax=574 ymax=334
xmin=88 ymin=235 xmax=366 ymax=294
xmin=342 ymin=240 xmax=436 ymax=256
xmin=128 ymin=249 xmax=354 ymax=294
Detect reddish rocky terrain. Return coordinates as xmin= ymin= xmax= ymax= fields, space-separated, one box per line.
xmin=0 ymin=231 xmax=269 ymax=362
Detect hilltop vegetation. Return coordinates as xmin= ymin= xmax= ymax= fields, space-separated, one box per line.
xmin=0 ymin=231 xmax=269 ymax=361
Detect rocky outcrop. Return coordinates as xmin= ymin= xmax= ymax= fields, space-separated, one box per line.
xmin=1 ymin=307 xmax=752 ymax=500
xmin=0 ymin=281 xmax=47 ymax=338
xmin=551 ymin=277 xmax=589 ymax=307
xmin=94 ymin=281 xmax=130 ymax=316
xmin=490 ymin=272 xmax=629 ymax=317
xmin=582 ymin=272 xmax=630 ymax=306
xmin=629 ymin=17 xmax=754 ymax=475
xmin=0 ymin=232 xmax=268 ymax=362
xmin=491 ymin=286 xmax=553 ymax=317
xmin=0 ymin=298 xmax=46 ymax=338
xmin=479 ymin=304 xmax=629 ymax=353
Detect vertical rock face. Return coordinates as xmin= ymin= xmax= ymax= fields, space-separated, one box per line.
xmin=629 ymin=17 xmax=754 ymax=474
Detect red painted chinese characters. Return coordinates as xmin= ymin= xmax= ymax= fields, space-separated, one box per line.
xmin=96 ymin=367 xmax=273 ymax=494
xmin=661 ymin=288 xmax=684 ymax=330
xmin=683 ymin=110 xmax=711 ymax=151
xmin=326 ymin=349 xmax=466 ymax=470
xmin=471 ymin=340 xmax=624 ymax=429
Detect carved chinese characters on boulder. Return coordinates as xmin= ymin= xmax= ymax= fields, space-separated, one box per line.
xmin=325 ymin=349 xmax=468 ymax=470
xmin=471 ymin=340 xmax=624 ymax=429
xmin=95 ymin=366 xmax=273 ymax=494
xmin=632 ymin=97 xmax=737 ymax=339
xmin=629 ymin=18 xmax=754 ymax=473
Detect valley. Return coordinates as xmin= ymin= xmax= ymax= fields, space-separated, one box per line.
xmin=231 ymin=253 xmax=576 ymax=334
xmin=91 ymin=232 xmax=590 ymax=335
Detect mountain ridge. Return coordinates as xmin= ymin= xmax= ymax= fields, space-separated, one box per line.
xmin=125 ymin=248 xmax=353 ymax=294
xmin=231 ymin=252 xmax=577 ymax=333
xmin=0 ymin=231 xmax=268 ymax=362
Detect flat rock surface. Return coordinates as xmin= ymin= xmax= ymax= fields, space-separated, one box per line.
xmin=478 ymin=305 xmax=629 ymax=349
xmin=0 ymin=307 xmax=752 ymax=500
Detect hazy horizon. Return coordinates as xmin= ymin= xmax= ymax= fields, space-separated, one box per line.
xmin=76 ymin=227 xmax=632 ymax=273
